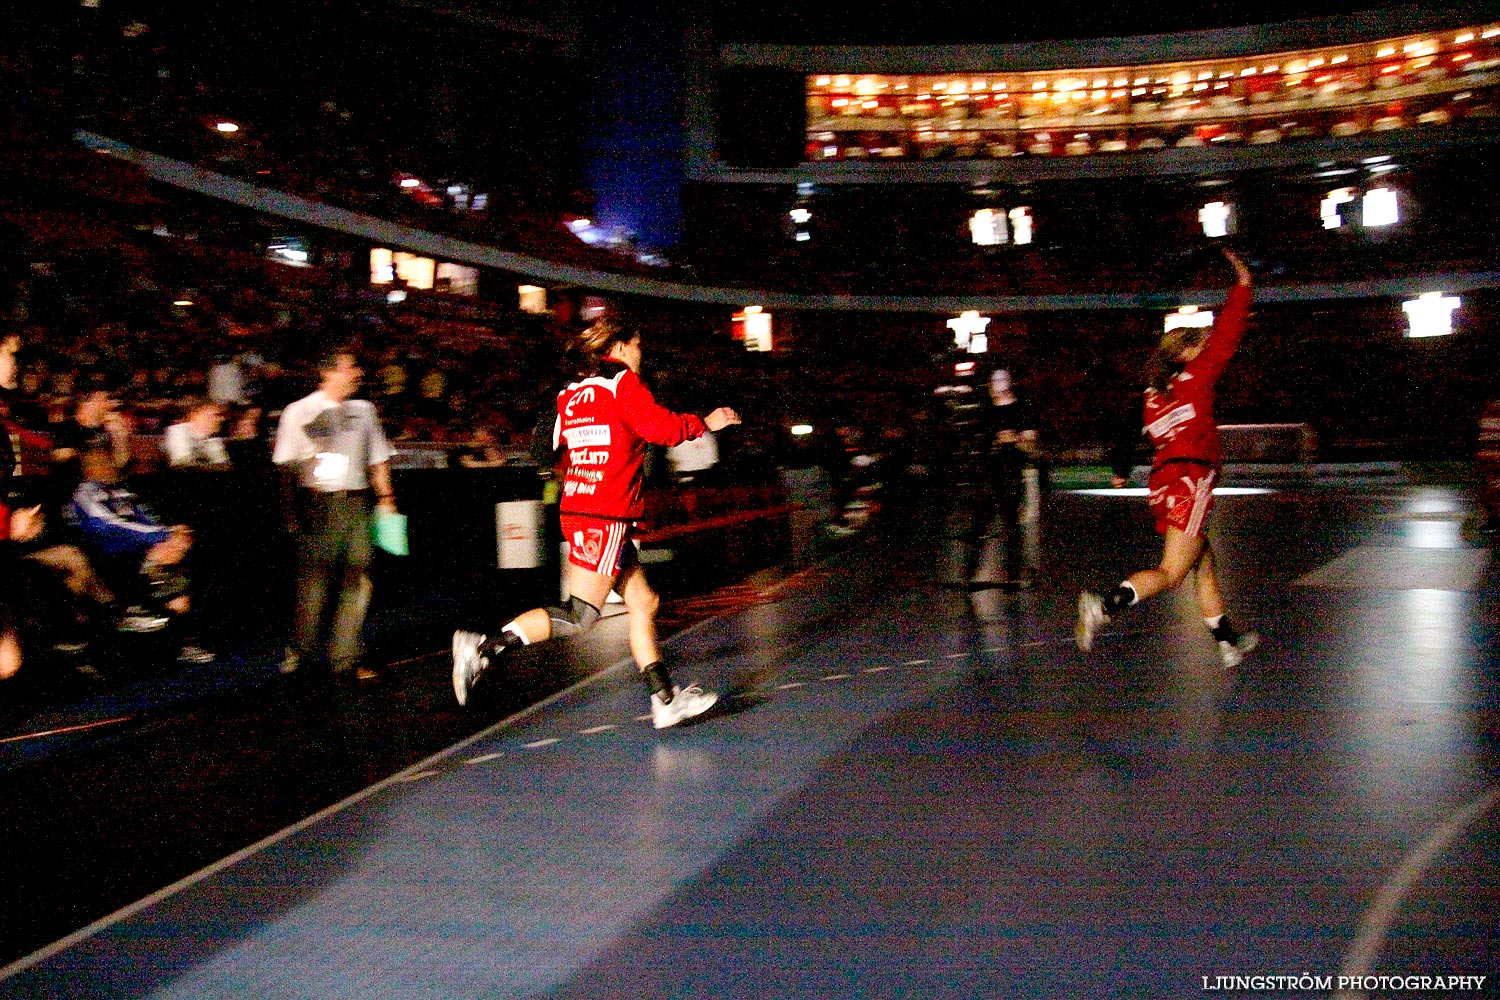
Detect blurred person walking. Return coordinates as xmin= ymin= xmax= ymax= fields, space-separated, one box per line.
xmin=163 ymin=397 xmax=230 ymax=468
xmin=451 ymin=319 xmax=740 ymax=728
xmin=272 ymin=347 xmax=397 ymax=682
xmin=1076 ymin=248 xmax=1259 ymax=667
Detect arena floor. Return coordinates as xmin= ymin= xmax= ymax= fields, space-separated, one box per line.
xmin=1 ymin=475 xmax=1496 ymax=999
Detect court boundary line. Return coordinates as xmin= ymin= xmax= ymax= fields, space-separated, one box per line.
xmin=0 ymin=655 xmax=637 ymax=983
xmin=1334 ymin=784 xmax=1500 ymax=998
xmin=0 ymin=550 xmax=844 ymax=982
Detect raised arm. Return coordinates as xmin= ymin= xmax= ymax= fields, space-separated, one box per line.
xmin=1185 ymin=248 xmax=1254 ymax=386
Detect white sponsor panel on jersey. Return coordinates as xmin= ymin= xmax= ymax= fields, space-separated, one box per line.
xmin=562 ymin=424 xmax=611 ymax=448
xmin=1146 ymin=402 xmax=1196 ymax=440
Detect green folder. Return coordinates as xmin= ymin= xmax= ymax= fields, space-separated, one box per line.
xmin=372 ymin=510 xmax=409 ymax=556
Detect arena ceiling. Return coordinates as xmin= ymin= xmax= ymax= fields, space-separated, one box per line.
xmin=710 ymin=0 xmax=1446 ymax=45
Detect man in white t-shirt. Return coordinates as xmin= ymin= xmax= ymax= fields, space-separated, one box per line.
xmin=272 ymin=348 xmax=396 ymax=681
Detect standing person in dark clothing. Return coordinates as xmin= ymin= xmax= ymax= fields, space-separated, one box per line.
xmin=451 ymin=319 xmax=740 ymax=728
xmin=1076 ymin=248 xmax=1259 ymax=667
xmin=272 ymin=348 xmax=397 ymax=682
xmin=937 ymin=360 xmax=1038 ymax=589
xmin=974 ymin=367 xmax=1039 ymax=588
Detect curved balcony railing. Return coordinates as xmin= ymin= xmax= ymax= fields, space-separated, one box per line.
xmin=802 ymin=21 xmax=1500 ymax=161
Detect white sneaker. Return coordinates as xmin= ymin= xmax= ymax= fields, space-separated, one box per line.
xmin=452 ymin=630 xmax=489 ymax=707
xmin=177 ymin=644 xmax=215 ymax=665
xmin=1075 ymin=591 xmax=1110 ymax=652
xmin=118 ymin=606 xmax=170 ymax=633
xmin=651 ymin=683 xmax=719 ymax=729
xmin=1218 ymin=631 xmax=1260 ymax=668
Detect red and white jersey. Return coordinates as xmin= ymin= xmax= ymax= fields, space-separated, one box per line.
xmin=1142 ymin=282 xmax=1252 ymax=470
xmin=553 ymin=360 xmax=707 ymax=520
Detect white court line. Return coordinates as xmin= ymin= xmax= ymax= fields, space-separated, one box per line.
xmin=1335 ymin=784 xmax=1500 ymax=998
xmin=862 ymin=666 xmax=893 ymax=674
xmin=0 ymin=657 xmax=636 ymax=984
xmin=523 ymin=738 xmax=561 ymax=749
xmin=579 ymin=724 xmax=617 ymax=735
xmin=777 ymin=682 xmax=806 ymax=690
xmin=395 ymin=770 xmax=440 ymax=782
xmin=944 ymin=652 xmax=968 ymax=659
xmin=464 ymin=753 xmax=503 ymax=765
xmin=903 ymin=659 xmax=930 ymax=666
xmin=822 ymin=674 xmax=853 ymax=681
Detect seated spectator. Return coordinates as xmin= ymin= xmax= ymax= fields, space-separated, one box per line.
xmin=223 ymin=402 xmax=270 ymax=471
xmin=455 ymin=424 xmax=508 ymax=468
xmin=49 ymin=389 xmax=134 ymax=503
xmin=162 ymin=397 xmax=230 ymax=468
xmin=67 ymin=447 xmax=212 ymax=664
xmin=1 ymin=502 xmax=45 ymax=682
xmin=0 ymin=499 xmax=115 ymax=683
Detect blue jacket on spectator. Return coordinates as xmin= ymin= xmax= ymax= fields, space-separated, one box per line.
xmin=68 ymin=480 xmax=172 ymax=558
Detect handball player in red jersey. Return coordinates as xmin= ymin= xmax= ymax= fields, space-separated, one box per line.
xmin=1077 ymin=247 xmax=1260 ymax=667
xmin=451 ymin=319 xmax=740 ymax=728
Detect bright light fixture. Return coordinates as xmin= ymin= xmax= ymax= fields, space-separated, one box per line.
xmin=1321 ymin=187 xmax=1356 ymax=229
xmin=1008 ymin=206 xmax=1033 ymax=245
xmin=1199 ymin=201 xmax=1232 ymax=238
xmin=1165 ymin=305 xmax=1214 ymax=333
xmin=518 ymin=285 xmax=547 ymax=314
xmin=214 ymin=121 xmax=239 ymax=133
xmin=1402 ymin=292 xmax=1460 ymax=338
xmin=947 ymin=311 xmax=990 ymax=350
xmin=1362 ymin=186 xmax=1399 ymax=227
xmin=969 ymin=208 xmax=1005 ymax=245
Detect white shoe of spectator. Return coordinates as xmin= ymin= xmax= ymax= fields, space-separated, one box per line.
xmin=119 ymin=606 xmax=169 ymax=633
xmin=178 ymin=644 xmax=215 ymax=665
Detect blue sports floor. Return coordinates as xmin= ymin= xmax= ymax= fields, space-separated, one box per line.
xmin=1 ymin=478 xmax=1496 ymax=999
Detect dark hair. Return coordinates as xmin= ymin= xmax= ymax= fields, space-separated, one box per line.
xmin=1145 ymin=326 xmax=1209 ymax=394
xmin=317 ymin=345 xmax=359 ymax=373
xmin=571 ymin=318 xmax=637 ymax=360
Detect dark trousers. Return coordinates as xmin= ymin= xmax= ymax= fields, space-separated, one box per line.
xmin=292 ymin=490 xmax=372 ymax=672
xmin=950 ymin=458 xmax=1026 ymax=583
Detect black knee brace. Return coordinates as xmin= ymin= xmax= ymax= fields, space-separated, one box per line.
xmin=546 ymin=596 xmax=601 ymax=637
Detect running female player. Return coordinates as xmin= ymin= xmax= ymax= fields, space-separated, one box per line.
xmin=451 ymin=319 xmax=740 ymax=727
xmin=1076 ymin=247 xmax=1259 ymax=667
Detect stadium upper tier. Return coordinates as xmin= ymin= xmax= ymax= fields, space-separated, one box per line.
xmin=699 ymin=2 xmax=1500 ymax=181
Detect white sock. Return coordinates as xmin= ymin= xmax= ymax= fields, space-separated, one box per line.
xmin=1203 ymin=614 xmax=1224 ymax=630
xmin=502 ymin=623 xmax=530 ymax=645
xmin=1120 ymin=581 xmax=1139 ymax=606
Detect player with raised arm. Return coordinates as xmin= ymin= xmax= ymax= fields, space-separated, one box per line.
xmin=1076 ymin=248 xmax=1260 ymax=667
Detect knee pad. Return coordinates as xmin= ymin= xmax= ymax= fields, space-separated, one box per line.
xmin=546 ymin=596 xmax=601 ymax=637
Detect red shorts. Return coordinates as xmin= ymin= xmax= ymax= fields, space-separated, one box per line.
xmin=1147 ymin=464 xmax=1218 ymax=538
xmin=559 ymin=514 xmax=638 ymax=578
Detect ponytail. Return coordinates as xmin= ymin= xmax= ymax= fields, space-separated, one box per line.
xmin=1145 ymin=326 xmax=1207 ymax=394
